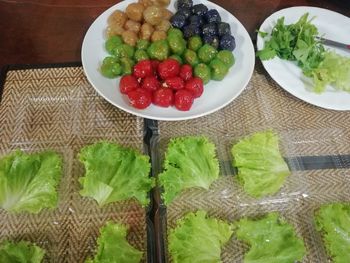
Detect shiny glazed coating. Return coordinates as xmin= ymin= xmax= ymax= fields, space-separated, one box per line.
xmin=125 ymin=20 xmax=141 ymax=33
xmin=122 ymin=30 xmax=138 ymax=46
xmin=140 ymin=23 xmax=155 ymax=40
xmin=126 ymin=3 xmax=145 ymax=22
xmin=143 ymin=6 xmax=164 ymax=25
xmin=108 ymin=10 xmax=128 ymax=27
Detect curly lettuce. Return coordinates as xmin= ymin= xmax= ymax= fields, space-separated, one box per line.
xmin=315 ymin=203 xmax=350 ymax=263
xmin=235 ymin=213 xmax=306 ymax=263
xmin=78 ymin=141 xmax=154 ymax=207
xmin=0 ymin=150 xmax=62 ymax=213
xmin=169 ymin=210 xmax=233 ymax=263
xmin=0 ymin=240 xmax=45 ymax=262
xmin=231 ymin=130 xmax=290 ymax=198
xmin=86 ymin=222 xmax=143 ymax=263
xmin=158 ymin=136 xmax=220 ymax=205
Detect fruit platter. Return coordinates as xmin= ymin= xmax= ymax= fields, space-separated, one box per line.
xmin=81 ymin=0 xmax=255 ymax=120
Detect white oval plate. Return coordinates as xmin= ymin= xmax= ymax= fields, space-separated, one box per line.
xmin=257 ymin=6 xmax=350 ymax=111
xmin=82 ymin=0 xmax=255 ymax=121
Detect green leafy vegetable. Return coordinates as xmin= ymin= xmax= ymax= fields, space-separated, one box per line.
xmin=309 ymin=51 xmax=350 ymax=93
xmin=315 ymin=203 xmax=350 ymax=263
xmin=158 ymin=136 xmax=219 ymax=205
xmin=235 ymin=213 xmax=306 ymax=263
xmin=169 ymin=210 xmax=233 ymax=263
xmin=0 ymin=150 xmax=62 ymax=213
xmin=86 ymin=222 xmax=143 ymax=263
xmin=0 ymin=240 xmax=45 ymax=263
xmin=78 ymin=141 xmax=153 ymax=207
xmin=231 ymin=130 xmax=290 ymax=198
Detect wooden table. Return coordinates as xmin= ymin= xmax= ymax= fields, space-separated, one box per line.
xmin=0 ymin=0 xmax=349 ymax=70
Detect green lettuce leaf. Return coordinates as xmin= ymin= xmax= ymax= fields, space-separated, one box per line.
xmin=315 ymin=203 xmax=350 ymax=263
xmin=86 ymin=222 xmax=143 ymax=263
xmin=0 ymin=240 xmax=45 ymax=263
xmin=0 ymin=150 xmax=62 ymax=213
xmin=309 ymin=51 xmax=350 ymax=93
xmin=169 ymin=210 xmax=233 ymax=263
xmin=158 ymin=136 xmax=220 ymax=205
xmin=231 ymin=130 xmax=290 ymax=198
xmin=78 ymin=141 xmax=153 ymax=207
xmin=235 ymin=213 xmax=306 ymax=263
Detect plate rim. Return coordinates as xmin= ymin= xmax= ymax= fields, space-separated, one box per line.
xmin=256 ymin=6 xmax=350 ymax=111
xmin=81 ymin=0 xmax=255 ymax=121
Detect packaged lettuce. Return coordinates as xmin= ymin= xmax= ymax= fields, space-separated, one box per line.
xmin=86 ymin=222 xmax=143 ymax=263
xmin=158 ymin=136 xmax=220 ymax=205
xmin=78 ymin=141 xmax=154 ymax=207
xmin=231 ymin=130 xmax=290 ymax=198
xmin=169 ymin=210 xmax=233 ymax=263
xmin=0 ymin=240 xmax=45 ymax=262
xmin=235 ymin=213 xmax=306 ymax=263
xmin=315 ymin=203 xmax=350 ymax=263
xmin=0 ymin=150 xmax=62 ymax=213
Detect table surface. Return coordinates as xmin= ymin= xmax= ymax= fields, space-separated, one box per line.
xmin=0 ymin=0 xmax=349 ymax=70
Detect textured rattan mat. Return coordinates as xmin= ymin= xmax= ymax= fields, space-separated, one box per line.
xmin=0 ymin=65 xmax=149 ymax=262
xmin=153 ymin=63 xmax=350 ymax=262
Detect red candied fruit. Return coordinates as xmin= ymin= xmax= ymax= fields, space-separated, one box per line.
xmin=133 ymin=60 xmax=153 ymax=78
xmin=174 ymin=89 xmax=194 ymax=111
xmin=158 ymin=59 xmax=180 ymax=80
xmin=185 ymin=77 xmax=204 ymax=98
xmin=179 ymin=64 xmax=193 ymax=81
xmin=127 ymin=88 xmax=152 ymax=109
xmin=142 ymin=76 xmax=161 ymax=92
xmin=153 ymin=88 xmax=174 ymax=107
xmin=164 ymin=76 xmax=185 ymax=90
xmin=120 ymin=75 xmax=139 ymax=94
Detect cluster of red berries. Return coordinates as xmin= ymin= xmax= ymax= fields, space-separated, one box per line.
xmin=119 ymin=59 xmax=204 ymax=111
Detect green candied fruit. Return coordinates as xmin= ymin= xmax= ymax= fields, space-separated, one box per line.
xmin=169 ymin=54 xmax=183 ymax=64
xmin=183 ymin=49 xmax=199 ymax=67
xmin=120 ymin=57 xmax=135 ymax=75
xmin=134 ymin=50 xmax=150 ymax=62
xmin=198 ymin=44 xmax=218 ymax=63
xmin=113 ymin=44 xmax=135 ymax=59
xmin=101 ymin=57 xmax=122 ymax=78
xmin=122 ymin=44 xmax=135 ymax=58
xmin=167 ymin=28 xmax=183 ymax=38
xmin=147 ymin=40 xmax=169 ymax=61
xmin=105 ymin=35 xmax=123 ymax=54
xmin=136 ymin=39 xmax=150 ymax=50
xmin=194 ymin=63 xmax=211 ymax=84
xmin=216 ymin=50 xmax=235 ymax=68
xmin=210 ymin=58 xmax=229 ymax=81
xmin=168 ymin=34 xmax=186 ymax=55
xmin=188 ymin=36 xmax=203 ymax=52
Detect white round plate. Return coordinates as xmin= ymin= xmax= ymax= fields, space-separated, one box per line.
xmin=257 ymin=6 xmax=350 ymax=111
xmin=82 ymin=0 xmax=255 ymax=121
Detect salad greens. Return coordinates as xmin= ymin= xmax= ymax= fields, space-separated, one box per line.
xmin=169 ymin=210 xmax=233 ymax=263
xmin=258 ymin=13 xmax=350 ymax=93
xmin=231 ymin=130 xmax=290 ymax=198
xmin=158 ymin=136 xmax=219 ymax=205
xmin=0 ymin=150 xmax=62 ymax=213
xmin=315 ymin=203 xmax=350 ymax=263
xmin=86 ymin=222 xmax=143 ymax=263
xmin=235 ymin=213 xmax=306 ymax=263
xmin=0 ymin=240 xmax=45 ymax=263
xmin=79 ymin=141 xmax=154 ymax=207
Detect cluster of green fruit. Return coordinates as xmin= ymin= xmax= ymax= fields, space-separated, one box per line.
xmin=100 ymin=27 xmax=235 ymax=84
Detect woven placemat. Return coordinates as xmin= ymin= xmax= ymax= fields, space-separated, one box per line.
xmin=0 ymin=66 xmax=149 ymax=262
xmin=155 ymin=63 xmax=350 ymax=262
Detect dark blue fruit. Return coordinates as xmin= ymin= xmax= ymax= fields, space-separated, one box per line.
xmin=170 ymin=13 xmax=187 ymax=29
xmin=188 ymin=15 xmax=204 ymax=27
xmin=191 ymin=4 xmax=208 ymax=17
xmin=183 ymin=24 xmax=201 ymax=39
xmin=203 ymin=34 xmax=220 ymax=49
xmin=217 ymin=22 xmax=231 ymax=37
xmin=176 ymin=0 xmax=193 ymax=9
xmin=219 ymin=34 xmax=236 ymax=51
xmin=201 ymin=23 xmax=217 ymax=36
xmin=204 ymin=9 xmax=221 ymax=23
xmin=177 ymin=8 xmax=191 ymax=19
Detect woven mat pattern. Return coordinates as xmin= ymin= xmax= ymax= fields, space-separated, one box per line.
xmin=0 ymin=67 xmax=147 ymax=262
xmin=157 ymin=64 xmax=350 ymax=262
